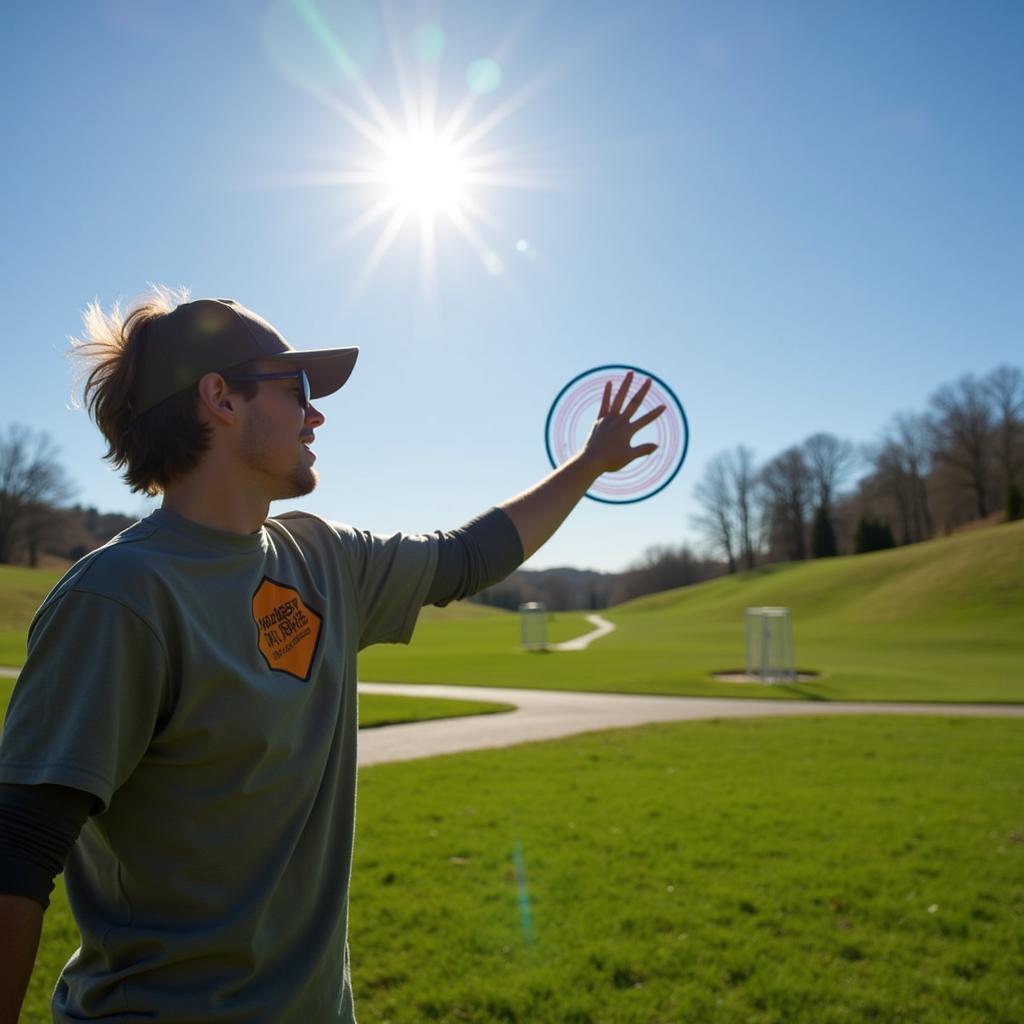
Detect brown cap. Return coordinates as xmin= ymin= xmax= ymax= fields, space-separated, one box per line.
xmin=130 ymin=298 xmax=359 ymax=420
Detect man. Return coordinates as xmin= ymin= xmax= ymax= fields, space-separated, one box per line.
xmin=0 ymin=290 xmax=664 ymax=1022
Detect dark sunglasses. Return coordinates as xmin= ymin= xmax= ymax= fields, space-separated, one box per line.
xmin=222 ymin=369 xmax=311 ymax=411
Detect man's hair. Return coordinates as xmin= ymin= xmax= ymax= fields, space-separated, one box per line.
xmin=70 ymin=285 xmax=258 ymax=496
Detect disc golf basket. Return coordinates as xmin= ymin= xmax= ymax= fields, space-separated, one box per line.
xmin=745 ymin=607 xmax=796 ymax=683
xmin=519 ymin=602 xmax=548 ymax=652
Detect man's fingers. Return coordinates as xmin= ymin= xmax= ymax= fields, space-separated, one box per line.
xmin=610 ymin=371 xmax=634 ymax=415
xmin=609 ymin=443 xmax=659 ymax=472
xmin=623 ymin=377 xmax=652 ymax=419
xmin=632 ymin=404 xmax=667 ymax=431
xmin=600 ymin=381 xmax=611 ymax=418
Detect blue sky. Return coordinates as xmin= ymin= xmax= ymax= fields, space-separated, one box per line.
xmin=2 ymin=1 xmax=1021 ymax=572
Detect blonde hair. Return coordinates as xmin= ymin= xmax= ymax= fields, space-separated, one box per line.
xmin=69 ymin=285 xmax=206 ymax=496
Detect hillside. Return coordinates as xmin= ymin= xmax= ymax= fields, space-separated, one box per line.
xmin=615 ymin=515 xmax=1023 ymax=626
xmin=359 ymin=519 xmax=1024 ymax=703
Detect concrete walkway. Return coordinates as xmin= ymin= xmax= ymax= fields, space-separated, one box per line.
xmin=549 ymin=614 xmax=616 ymax=651
xmin=357 ymin=681 xmax=1024 ymax=766
xmin=7 ymin=665 xmax=1019 ymax=768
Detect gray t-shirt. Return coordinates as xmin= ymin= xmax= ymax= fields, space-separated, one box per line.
xmin=0 ymin=507 xmax=438 ymax=1023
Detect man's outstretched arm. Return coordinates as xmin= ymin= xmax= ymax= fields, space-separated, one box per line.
xmin=500 ymin=373 xmax=665 ymax=561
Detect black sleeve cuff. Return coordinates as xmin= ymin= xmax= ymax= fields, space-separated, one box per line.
xmin=0 ymin=853 xmax=56 ymax=909
xmin=426 ymin=506 xmax=525 ymax=607
xmin=0 ymin=783 xmax=95 ymax=909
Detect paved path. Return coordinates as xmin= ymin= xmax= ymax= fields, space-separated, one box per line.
xmin=357 ymin=681 xmax=1024 ymax=766
xmin=8 ymin=666 xmax=1019 ymax=767
xmin=549 ymin=614 xmax=616 ymax=651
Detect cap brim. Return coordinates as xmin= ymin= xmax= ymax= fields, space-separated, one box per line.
xmin=272 ymin=347 xmax=360 ymax=400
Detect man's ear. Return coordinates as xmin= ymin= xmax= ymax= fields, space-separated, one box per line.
xmin=196 ymin=373 xmax=237 ymax=425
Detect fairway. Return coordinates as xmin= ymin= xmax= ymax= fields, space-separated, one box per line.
xmin=350 ymin=716 xmax=1023 ymax=1023
xmin=17 ymin=715 xmax=1022 ymax=1024
xmin=358 ymin=692 xmax=513 ymax=728
xmin=360 ymin=521 xmax=1024 ymax=703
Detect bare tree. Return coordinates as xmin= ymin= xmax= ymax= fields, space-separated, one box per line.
xmin=758 ymin=446 xmax=813 ymax=561
xmin=692 ymin=452 xmax=737 ymax=573
xmin=802 ymin=432 xmax=857 ymax=511
xmin=867 ymin=413 xmax=934 ymax=544
xmin=983 ymin=364 xmax=1024 ymax=496
xmin=0 ymin=425 xmax=75 ymax=564
xmin=691 ymin=446 xmax=760 ymax=573
xmin=928 ymin=374 xmax=996 ymax=519
xmin=729 ymin=445 xmax=758 ymax=570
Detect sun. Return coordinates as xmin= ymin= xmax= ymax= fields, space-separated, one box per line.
xmin=378 ymin=131 xmax=469 ymax=220
xmin=263 ymin=6 xmax=560 ymax=295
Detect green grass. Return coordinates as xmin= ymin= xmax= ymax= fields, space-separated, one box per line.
xmin=359 ymin=521 xmax=1024 ymax=703
xmin=351 ymin=715 xmax=1024 ymax=1023
xmin=18 ymin=716 xmax=1023 ymax=1023
xmin=0 ymin=564 xmax=60 ymax=666
xmin=359 ymin=692 xmax=513 ymax=728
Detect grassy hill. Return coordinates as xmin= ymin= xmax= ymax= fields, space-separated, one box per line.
xmin=0 ymin=564 xmax=61 ymax=666
xmin=359 ymin=519 xmax=1024 ymax=703
xmin=2 ymin=520 xmax=1022 ymax=702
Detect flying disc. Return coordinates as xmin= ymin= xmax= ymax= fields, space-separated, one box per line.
xmin=545 ymin=364 xmax=689 ymax=504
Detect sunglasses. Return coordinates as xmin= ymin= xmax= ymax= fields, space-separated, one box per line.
xmin=222 ymin=369 xmax=311 ymax=411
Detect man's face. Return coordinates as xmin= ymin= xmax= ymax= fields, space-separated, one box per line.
xmin=236 ymin=363 xmax=325 ymax=501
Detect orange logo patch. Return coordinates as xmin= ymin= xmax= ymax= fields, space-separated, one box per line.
xmin=251 ymin=577 xmax=323 ymax=681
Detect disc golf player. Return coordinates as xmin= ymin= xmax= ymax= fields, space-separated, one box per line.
xmin=0 ymin=290 xmax=665 ymax=1023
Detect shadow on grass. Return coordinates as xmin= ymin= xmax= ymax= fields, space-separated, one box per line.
xmin=709 ymin=668 xmax=827 ymax=701
xmin=773 ymin=682 xmax=828 ymax=701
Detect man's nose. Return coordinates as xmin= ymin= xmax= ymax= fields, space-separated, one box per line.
xmin=306 ymin=403 xmax=325 ymax=428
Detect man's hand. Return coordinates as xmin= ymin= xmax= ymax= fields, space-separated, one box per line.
xmin=499 ymin=372 xmax=667 ymax=561
xmin=581 ymin=371 xmax=666 ymax=475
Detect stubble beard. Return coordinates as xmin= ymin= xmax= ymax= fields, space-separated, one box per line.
xmin=288 ymin=463 xmax=318 ymax=498
xmin=240 ymin=413 xmax=319 ymax=501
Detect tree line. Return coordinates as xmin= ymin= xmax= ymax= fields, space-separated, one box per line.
xmin=692 ymin=364 xmax=1023 ymax=568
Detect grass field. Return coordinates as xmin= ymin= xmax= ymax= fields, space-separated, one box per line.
xmin=359 ymin=520 xmax=1024 ymax=703
xmin=0 ymin=563 xmax=60 ymax=666
xmin=358 ymin=692 xmax=513 ymax=727
xmin=17 ymin=715 xmax=1023 ymax=1023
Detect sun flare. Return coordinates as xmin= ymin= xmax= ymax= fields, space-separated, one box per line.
xmin=379 ymin=132 xmax=469 ymax=219
xmin=265 ymin=5 xmax=560 ymax=294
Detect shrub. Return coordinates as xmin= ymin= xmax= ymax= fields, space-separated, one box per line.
xmin=853 ymin=517 xmax=895 ymax=554
xmin=812 ymin=506 xmax=838 ymax=558
xmin=1005 ymin=481 xmax=1023 ymax=522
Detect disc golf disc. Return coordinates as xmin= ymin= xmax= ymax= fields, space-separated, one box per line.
xmin=545 ymin=364 xmax=689 ymax=504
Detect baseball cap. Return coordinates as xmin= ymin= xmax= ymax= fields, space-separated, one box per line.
xmin=129 ymin=298 xmax=359 ymax=420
